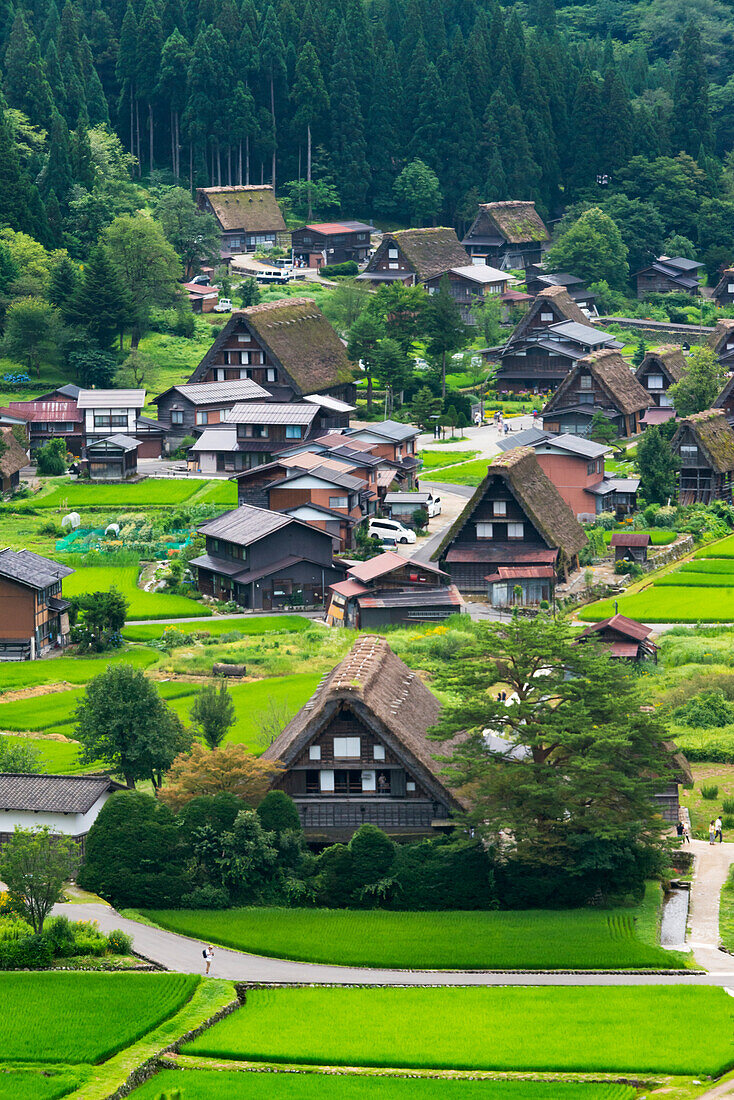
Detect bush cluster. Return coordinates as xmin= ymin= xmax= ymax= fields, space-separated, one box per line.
xmin=319 ymin=261 xmax=359 ymax=277
xmin=0 ymin=914 xmax=132 ymax=970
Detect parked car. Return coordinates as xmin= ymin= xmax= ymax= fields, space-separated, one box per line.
xmin=368 ymin=517 xmax=416 ymax=545
xmin=214 ymin=298 xmax=232 ymax=312
xmin=191 ymin=274 xmax=210 ymax=285
xmin=256 ymin=269 xmax=293 ymax=285
xmin=426 ymin=494 xmax=441 ymax=518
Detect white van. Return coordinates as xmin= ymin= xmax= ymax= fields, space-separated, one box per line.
xmin=368 ymin=517 xmax=416 ymax=544
xmin=426 ymin=494 xmax=441 ymax=518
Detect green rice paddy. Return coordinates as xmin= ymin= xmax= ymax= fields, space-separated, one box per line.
xmin=63 ymin=565 xmax=210 ymax=620
xmin=121 ymin=615 xmax=312 ymax=641
xmin=0 ymin=972 xmax=198 ymax=1063
xmin=143 ymin=886 xmax=680 ymax=969
xmin=581 ymin=551 xmax=734 ymax=622
xmin=422 ymin=458 xmax=492 ymax=486
xmin=0 ymin=648 xmax=158 ymax=694
xmin=0 ymin=1069 xmax=84 ymax=1100
xmin=129 ymin=1070 xmax=637 ymax=1100
xmin=696 ymin=534 xmax=734 ymax=558
xmin=35 ymin=479 xmax=204 ymax=508
xmin=419 ymin=450 xmax=478 ymax=470
xmin=184 ymin=985 xmax=732 ymax=1075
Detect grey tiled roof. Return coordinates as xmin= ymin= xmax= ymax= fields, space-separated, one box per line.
xmin=163 ymin=380 xmax=270 ymax=405
xmin=0 ymin=773 xmax=122 ymax=813
xmin=198 ymin=504 xmax=294 ymax=545
xmin=225 ymin=403 xmax=318 ymax=425
xmin=88 ymin=434 xmax=140 ymax=451
xmin=348 ymin=419 xmax=419 ymax=442
xmin=0 ymin=549 xmax=74 ymax=590
xmin=77 ymin=389 xmax=145 ymax=409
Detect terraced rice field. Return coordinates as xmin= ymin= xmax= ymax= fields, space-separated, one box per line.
xmin=0 ymin=1069 xmax=84 ymax=1100
xmin=144 ymin=886 xmax=680 ymax=969
xmin=130 ymin=1070 xmax=637 ymax=1100
xmin=184 ymin=985 xmax=733 ymax=1075
xmin=0 ymin=972 xmax=198 ymax=1063
xmin=34 ymin=480 xmax=205 ymax=508
xmin=0 ymin=648 xmax=158 ymax=694
xmin=63 ymin=564 xmax=210 ymax=619
xmin=121 ymin=616 xmax=312 ymax=641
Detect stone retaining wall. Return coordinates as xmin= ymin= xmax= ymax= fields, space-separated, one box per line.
xmin=642 ymin=535 xmax=694 ymax=573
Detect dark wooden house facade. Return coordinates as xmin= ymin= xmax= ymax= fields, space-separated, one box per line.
xmin=635 ymin=346 xmax=686 ymax=409
xmin=191 ymin=504 xmax=345 ymax=610
xmin=153 ymin=379 xmax=270 ymax=442
xmin=670 ymin=409 xmax=734 ymax=504
xmin=357 ymin=228 xmax=469 ymax=287
xmin=713 ymin=269 xmax=734 ymax=308
xmin=326 ymin=551 xmax=459 ymax=628
xmin=186 ymin=299 xmax=356 ymax=408
xmin=634 ymin=256 xmax=703 ymax=298
xmin=291 ymin=221 xmax=373 ymax=267
xmin=432 ymin=447 xmax=587 ymax=595
xmin=0 ymin=549 xmax=73 ymax=660
xmin=541 ymin=350 xmax=650 ymax=438
xmin=262 ymin=635 xmax=464 ymax=840
xmin=707 ymin=319 xmax=734 ymax=371
xmin=85 ymin=434 xmax=139 ymax=480
xmin=610 ymin=532 xmax=650 ymax=564
xmin=495 ymin=286 xmax=621 ymax=393
xmin=461 ymin=201 xmax=550 ymax=269
xmin=524 ymin=268 xmax=597 ymax=315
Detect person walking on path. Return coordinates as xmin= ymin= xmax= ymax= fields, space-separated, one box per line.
xmin=716 ymin=816 xmax=724 ymax=843
xmin=203 ymin=944 xmax=214 ymax=974
xmin=710 ymin=820 xmax=716 ymax=844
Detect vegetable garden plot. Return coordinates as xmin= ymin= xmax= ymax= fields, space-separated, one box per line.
xmin=0 ymin=972 xmax=198 ymax=1064
xmin=184 ymin=985 xmax=733 ymax=1075
xmin=130 ymin=1069 xmax=637 ymax=1100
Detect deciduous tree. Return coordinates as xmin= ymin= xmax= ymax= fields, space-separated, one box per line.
xmin=159 ymin=742 xmax=281 ymax=811
xmin=546 ymin=207 xmax=629 ymax=290
xmin=104 ymin=214 xmax=180 ymax=347
xmin=393 ymin=158 xmax=442 ymax=226
xmin=153 ymin=187 xmax=220 ymax=278
xmin=190 ymin=681 xmax=236 ymax=749
xmin=669 ymin=345 xmax=725 ymax=415
xmin=636 ymin=424 xmax=680 ymax=504
xmin=3 ymin=297 xmax=60 ymax=375
xmin=0 ymin=827 xmax=79 ymax=933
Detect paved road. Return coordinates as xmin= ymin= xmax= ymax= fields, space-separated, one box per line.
xmin=686 ymin=839 xmax=734 ymax=972
xmin=53 ymin=902 xmax=734 ymax=985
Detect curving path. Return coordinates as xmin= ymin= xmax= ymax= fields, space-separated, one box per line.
xmin=52 ymin=901 xmax=734 ymax=986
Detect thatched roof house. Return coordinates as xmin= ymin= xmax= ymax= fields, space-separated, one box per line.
xmin=263 ymin=634 xmax=465 ymax=838
xmin=635 ymin=345 xmax=686 ymax=410
xmin=432 ymin=447 xmax=587 ymax=592
xmin=358 ymin=228 xmax=469 ymax=286
xmin=713 ymin=268 xmax=734 ymax=307
xmin=507 ymin=285 xmax=591 ymax=345
xmin=0 ymin=427 xmax=27 ymax=493
xmin=462 ymin=201 xmax=550 ymax=269
xmin=542 ymin=349 xmax=650 ymax=438
xmin=196 ymin=186 xmax=287 ymax=254
xmin=670 ymin=409 xmax=734 ymax=503
xmin=706 ymin=319 xmax=734 ymax=368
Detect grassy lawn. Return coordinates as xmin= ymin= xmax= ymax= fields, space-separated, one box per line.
xmin=143 ymin=884 xmax=679 ymax=970
xmin=184 ymin=985 xmax=732 ymax=1074
xmin=419 ymin=450 xmax=478 ymax=470
xmin=602 ymin=530 xmax=676 ymax=546
xmin=33 ymin=479 xmax=205 ymax=509
xmin=137 ymin=326 xmax=216 ymax=402
xmin=130 ymin=1071 xmax=637 ymax=1100
xmin=578 ymin=586 xmax=734 ymax=623
xmin=63 ymin=565 xmax=210 ymax=620
xmin=122 ymin=615 xmax=313 ymax=641
xmin=0 ymin=972 xmax=198 ymax=1063
xmin=0 ymin=1069 xmax=84 ymax=1100
xmin=423 ymin=458 xmax=492 ymax=486
xmin=680 ymin=764 xmax=734 ymax=836
xmin=0 ymin=734 xmax=90 ymax=772
xmin=0 ymin=648 xmax=157 ymax=694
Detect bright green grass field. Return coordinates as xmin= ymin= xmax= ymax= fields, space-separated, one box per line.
xmin=63 ymin=565 xmax=210 ymax=620
xmin=184 ymin=985 xmax=732 ymax=1075
xmin=0 ymin=648 xmax=157 ymax=694
xmin=190 ymin=480 xmax=239 ymax=506
xmin=0 ymin=734 xmax=88 ymax=773
xmin=655 ymin=573 xmax=734 ymax=587
xmin=602 ymin=530 xmax=676 ymax=546
xmin=678 ymin=559 xmax=734 ymax=574
xmin=0 ymin=972 xmax=198 ymax=1063
xmin=418 ymin=450 xmax=478 ymax=471
xmin=165 ymin=673 xmax=321 ymax=752
xmin=579 ymin=586 xmax=734 ymax=622
xmin=144 ymin=889 xmax=679 ymax=969
xmin=422 ymin=458 xmax=492 ymax=486
xmin=130 ymin=1070 xmax=636 ymax=1100
xmin=122 ymin=615 xmax=312 ymax=642
xmin=695 ymin=534 xmax=734 ymax=558
xmin=0 ymin=1069 xmax=83 ymax=1100
xmin=35 ymin=480 xmax=204 ymax=508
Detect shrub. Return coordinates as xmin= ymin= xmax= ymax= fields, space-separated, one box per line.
xmin=595 ymin=511 xmax=617 ymax=530
xmin=0 ymin=933 xmax=53 ymax=970
xmin=319 ymin=261 xmax=358 ymax=277
xmin=654 ymin=505 xmax=677 ymax=528
xmin=106 ymin=928 xmax=133 ymax=954
xmin=257 ymin=790 xmax=301 ymax=835
xmin=701 ymin=784 xmax=719 ymax=799
xmin=674 ymin=690 xmax=734 ymax=728
xmin=723 ymin=798 xmax=734 ymax=815
xmin=724 ymin=814 xmax=734 ymax=830
xmin=180 ymin=884 xmax=230 ymax=909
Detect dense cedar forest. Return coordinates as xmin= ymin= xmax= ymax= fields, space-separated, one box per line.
xmin=0 ymin=0 xmax=733 ymax=253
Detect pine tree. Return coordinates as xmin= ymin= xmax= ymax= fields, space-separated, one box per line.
xmin=43 ymin=110 xmax=73 ymax=204
xmin=40 ymin=1 xmax=60 ymax=52
xmin=4 ymin=13 xmax=53 ymax=128
xmin=410 ymin=63 xmax=449 ymax=176
xmin=259 ymin=5 xmax=286 ymax=188
xmin=600 ymin=68 xmax=633 ymax=173
xmin=567 ymin=66 xmax=604 ymax=195
xmin=45 ymin=190 xmax=64 ymax=246
xmin=116 ymin=4 xmax=138 ymax=169
xmin=58 ymin=0 xmax=82 ymax=72
xmin=136 ymin=0 xmax=164 ymax=171
xmin=61 ymin=52 xmax=85 ymax=128
xmin=368 ymin=44 xmax=402 ymax=213
xmin=292 ymin=42 xmax=329 ymax=218
xmin=48 ymin=254 xmax=79 ymax=315
xmin=673 ymin=22 xmax=713 ymax=156
xmin=329 ymin=22 xmax=369 ymax=211
xmin=66 ymin=244 xmax=132 ymax=350
xmin=71 ymin=114 xmax=95 ymax=190
xmin=158 ymin=28 xmax=191 ymax=178
xmin=84 ymin=62 xmax=109 ymax=125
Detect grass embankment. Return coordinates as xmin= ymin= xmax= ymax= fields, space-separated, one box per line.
xmin=423 ymin=458 xmax=492 ymax=486
xmin=0 ymin=972 xmax=199 ymax=1063
xmin=720 ymin=864 xmax=734 ymax=951
xmin=680 ymin=765 xmax=734 ymax=837
xmin=129 ymin=1071 xmax=637 ymax=1100
xmin=143 ymin=884 xmax=679 ymax=970
xmin=63 ymin=565 xmax=210 ymax=620
xmin=184 ymin=985 xmax=733 ymax=1075
xmin=122 ymin=616 xmax=311 ymax=642
xmin=419 ymin=450 xmax=478 ymax=471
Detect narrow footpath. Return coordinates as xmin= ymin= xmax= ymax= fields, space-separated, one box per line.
xmin=686 ymin=839 xmax=734 ymax=972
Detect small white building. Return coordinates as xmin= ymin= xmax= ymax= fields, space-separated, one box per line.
xmin=77 ymin=389 xmax=146 ymax=446
xmin=0 ymin=774 xmax=126 ymax=854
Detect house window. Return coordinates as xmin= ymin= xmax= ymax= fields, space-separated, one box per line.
xmin=333 ymin=736 xmax=360 ymax=757
xmin=647 ymin=374 xmax=664 ymax=390
xmin=681 ymin=445 xmax=698 ymax=459
xmin=406 ymin=780 xmax=416 ymax=792
xmin=320 ymin=770 xmax=335 ymax=792
xmin=660 ymin=393 xmax=673 ymax=408
xmin=579 ymin=375 xmax=592 ymax=390
xmin=476 ymin=522 xmax=493 ymax=538
xmin=171 ymin=410 xmax=184 ymax=425
xmin=267 ymin=368 xmax=276 ymax=382
xmin=286 ymin=425 xmax=303 ymax=439
xmin=389 ymin=262 xmax=399 ymax=270
xmin=493 ymin=501 xmax=507 ymax=516
xmin=373 ymin=744 xmax=385 ymax=761
xmin=196 ymin=411 xmax=209 ymax=425
xmin=587 ymin=460 xmax=596 ymax=475
xmin=579 ymin=393 xmax=593 ymax=404
xmin=540 ymin=311 xmax=554 ymax=321
xmin=329 ymin=495 xmax=348 ymax=508
xmin=388 ymin=248 xmax=398 ymax=259
xmin=728 ymin=284 xmax=734 ymax=293
xmin=508 ymin=522 xmax=524 ymax=538
xmin=361 ymin=770 xmax=376 ymax=792
xmin=309 ymin=745 xmax=321 ymax=760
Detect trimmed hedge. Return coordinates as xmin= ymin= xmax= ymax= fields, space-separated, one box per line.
xmin=319 ymin=261 xmax=359 ymax=277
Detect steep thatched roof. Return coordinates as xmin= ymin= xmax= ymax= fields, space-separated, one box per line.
xmin=713 ymin=269 xmax=734 ymax=300
xmin=706 ymin=319 xmax=734 ymax=355
xmin=671 ymin=409 xmax=734 ymax=473
xmin=262 ymin=635 xmax=464 ymax=810
xmin=197 ymin=186 xmax=286 ymax=232
xmin=0 ymin=427 xmax=27 ymax=479
xmin=188 ymin=299 xmax=355 ymax=394
xmin=388 ymin=228 xmax=469 ymax=280
xmin=543 ymin=349 xmax=650 ymax=417
xmin=432 ymin=447 xmax=587 ymax=562
xmin=636 ymin=345 xmax=686 ymax=384
xmin=481 ymin=201 xmax=550 ymax=244
xmin=508 ymin=285 xmax=591 ymax=346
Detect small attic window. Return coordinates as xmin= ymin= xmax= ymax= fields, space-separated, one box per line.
xmin=579 ymin=375 xmax=592 ymax=390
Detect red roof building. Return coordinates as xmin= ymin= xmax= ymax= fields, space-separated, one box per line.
xmin=8 ymin=399 xmax=83 ymax=455
xmin=574 ymin=614 xmax=657 ymax=662
xmin=326 ymin=551 xmax=460 ymax=629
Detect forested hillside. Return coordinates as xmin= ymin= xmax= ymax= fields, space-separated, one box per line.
xmin=0 ymin=0 xmax=730 ymax=245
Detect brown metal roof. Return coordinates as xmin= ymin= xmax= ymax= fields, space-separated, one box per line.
xmin=445 ymin=545 xmax=559 ymax=564
xmin=610 ymin=532 xmax=651 ymax=547
xmin=576 ymin=614 xmax=653 ymax=643
xmin=484 ymin=565 xmax=555 ymax=581
xmin=349 ymin=551 xmax=446 ymax=583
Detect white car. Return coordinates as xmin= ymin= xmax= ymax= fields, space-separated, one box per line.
xmin=426 ymin=494 xmax=441 ymax=518
xmin=214 ymin=298 xmax=232 ymax=312
xmin=368 ymin=517 xmax=416 ymax=544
